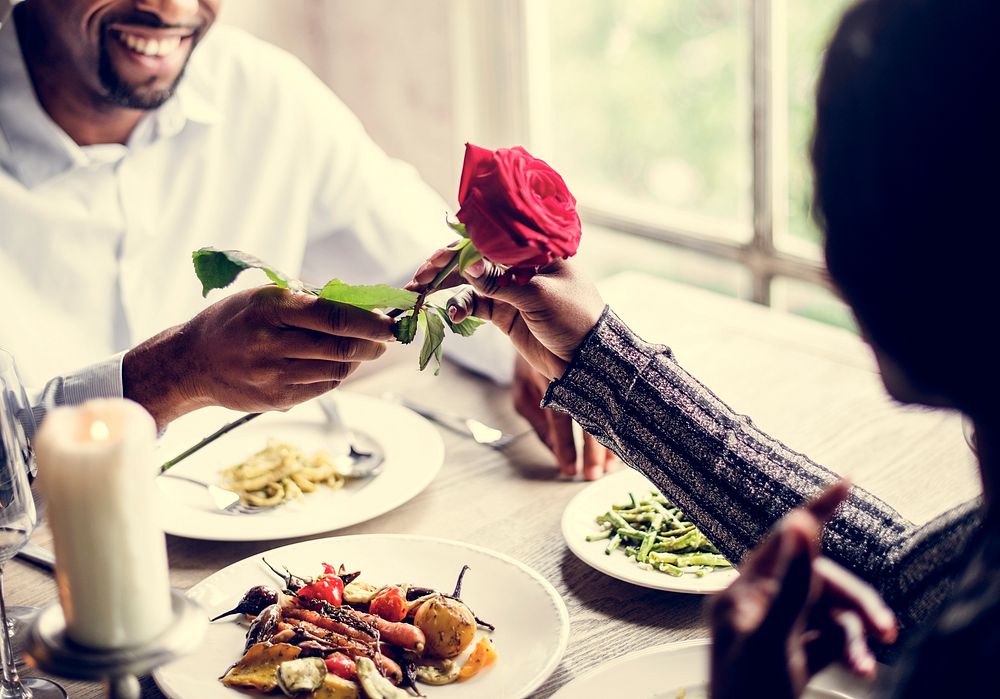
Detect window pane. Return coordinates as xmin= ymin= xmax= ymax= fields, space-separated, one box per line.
xmin=545 ymin=0 xmax=752 ymax=241
xmin=771 ymin=277 xmax=857 ymax=333
xmin=780 ymin=0 xmax=855 ymax=255
xmin=577 ymin=226 xmax=752 ymax=299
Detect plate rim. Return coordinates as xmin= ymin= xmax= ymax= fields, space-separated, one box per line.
xmin=153 ymin=533 xmax=572 ymax=699
xmin=549 ymin=638 xmax=710 ymax=698
xmin=156 ymin=392 xmax=444 ymax=542
xmin=550 ymin=637 xmax=874 ymax=699
xmin=560 ymin=468 xmax=738 ymax=594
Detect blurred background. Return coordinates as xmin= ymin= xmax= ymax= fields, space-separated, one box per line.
xmin=225 ymin=0 xmax=856 ymax=330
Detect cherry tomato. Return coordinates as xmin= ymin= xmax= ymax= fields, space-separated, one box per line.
xmin=369 ymin=585 xmax=408 ymax=622
xmin=324 ymin=652 xmax=356 ymax=679
xmin=298 ymin=564 xmax=345 ymax=607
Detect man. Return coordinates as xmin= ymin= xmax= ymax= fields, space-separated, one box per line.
xmin=0 ymin=0 xmax=610 ymax=476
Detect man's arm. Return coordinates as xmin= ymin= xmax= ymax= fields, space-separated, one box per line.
xmin=30 ymin=354 xmax=124 ymax=431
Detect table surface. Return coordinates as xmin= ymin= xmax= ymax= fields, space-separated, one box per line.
xmin=9 ymin=271 xmax=982 ymax=698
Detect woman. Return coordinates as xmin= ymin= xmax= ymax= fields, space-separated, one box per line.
xmin=412 ymin=0 xmax=998 ymax=694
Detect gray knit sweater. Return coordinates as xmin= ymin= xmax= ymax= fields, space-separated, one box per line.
xmin=542 ymin=307 xmax=983 ymax=632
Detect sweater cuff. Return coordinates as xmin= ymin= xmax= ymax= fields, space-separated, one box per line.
xmin=542 ymin=306 xmax=671 ymax=412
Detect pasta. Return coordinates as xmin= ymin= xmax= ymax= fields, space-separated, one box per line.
xmin=221 ymin=439 xmax=345 ymax=507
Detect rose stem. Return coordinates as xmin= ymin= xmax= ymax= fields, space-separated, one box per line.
xmin=387 ymin=247 xmax=463 ymax=319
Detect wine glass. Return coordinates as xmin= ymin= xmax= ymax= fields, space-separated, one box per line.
xmin=0 ymin=352 xmax=42 ymax=664
xmin=0 ymin=351 xmax=65 ymax=698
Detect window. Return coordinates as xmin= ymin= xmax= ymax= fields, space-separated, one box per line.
xmin=463 ymin=0 xmax=855 ymax=327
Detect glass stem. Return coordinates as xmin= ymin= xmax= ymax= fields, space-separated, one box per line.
xmin=0 ymin=564 xmax=24 ymax=694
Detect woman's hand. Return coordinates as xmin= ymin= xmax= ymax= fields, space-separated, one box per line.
xmin=710 ymin=481 xmax=898 ymax=699
xmin=408 ymin=250 xmax=605 ymax=380
xmin=408 ymin=249 xmax=613 ymax=478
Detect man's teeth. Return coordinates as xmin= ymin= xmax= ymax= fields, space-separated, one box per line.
xmin=116 ymin=32 xmax=182 ymax=58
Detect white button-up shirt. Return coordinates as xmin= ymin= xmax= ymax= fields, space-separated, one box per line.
xmin=0 ymin=13 xmax=510 ymax=421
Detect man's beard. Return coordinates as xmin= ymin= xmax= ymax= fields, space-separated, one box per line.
xmin=97 ymin=32 xmax=189 ymax=110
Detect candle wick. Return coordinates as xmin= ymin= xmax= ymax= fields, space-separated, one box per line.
xmin=90 ymin=420 xmax=111 ymax=442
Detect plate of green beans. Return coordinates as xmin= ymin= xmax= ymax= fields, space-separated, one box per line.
xmin=561 ymin=469 xmax=739 ymax=594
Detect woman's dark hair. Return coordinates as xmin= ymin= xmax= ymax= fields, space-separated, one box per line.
xmin=812 ymin=0 xmax=1000 ymax=415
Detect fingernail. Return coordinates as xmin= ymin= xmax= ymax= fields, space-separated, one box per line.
xmin=448 ymin=306 xmax=458 ymax=321
xmin=560 ymin=462 xmax=576 ymax=477
xmin=466 ymin=259 xmax=485 ymax=278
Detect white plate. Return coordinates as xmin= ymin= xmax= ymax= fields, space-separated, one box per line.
xmin=561 ymin=468 xmax=740 ymax=594
xmin=154 ymin=392 xmax=443 ymax=541
xmin=550 ymin=639 xmax=876 ymax=699
xmin=153 ymin=534 xmax=570 ymax=699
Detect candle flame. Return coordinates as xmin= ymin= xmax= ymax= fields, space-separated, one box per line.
xmin=89 ymin=420 xmax=111 ymax=442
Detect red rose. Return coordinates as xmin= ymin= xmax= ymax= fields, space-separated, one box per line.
xmin=456 ymin=143 xmax=581 ymax=273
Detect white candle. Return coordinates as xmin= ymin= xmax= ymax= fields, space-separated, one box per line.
xmin=35 ymin=398 xmax=173 ymax=649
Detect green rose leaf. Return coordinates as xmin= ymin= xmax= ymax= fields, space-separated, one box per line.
xmin=192 ymin=247 xmax=301 ymax=297
xmin=456 ymin=243 xmax=483 ymax=273
xmin=319 ymin=280 xmax=418 ymax=311
xmin=394 ymin=312 xmax=419 ymax=344
xmin=446 ymin=218 xmax=468 ymax=238
xmin=434 ymin=306 xmax=485 ymax=337
xmin=417 ymin=309 xmax=446 ymax=375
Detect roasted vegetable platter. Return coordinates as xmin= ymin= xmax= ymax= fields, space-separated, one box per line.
xmin=153 ymin=535 xmax=570 ymax=699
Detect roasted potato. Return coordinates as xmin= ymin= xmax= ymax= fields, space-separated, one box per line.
xmin=222 ymin=642 xmax=301 ymax=691
xmin=312 ymin=674 xmax=361 ymax=699
xmin=412 ymin=595 xmax=476 ymax=659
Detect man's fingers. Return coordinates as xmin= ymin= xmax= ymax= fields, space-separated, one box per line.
xmin=581 ymin=433 xmax=605 ymax=480
xmin=546 ymin=410 xmax=578 ymax=477
xmin=279 ymin=330 xmax=388 ymax=362
xmin=277 ymin=294 xmax=396 ymax=341
xmin=813 ymin=558 xmax=897 ymax=643
xmin=280 ymin=359 xmax=360 ymax=385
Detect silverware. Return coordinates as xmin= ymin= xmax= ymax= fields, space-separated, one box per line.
xmin=317 ymin=396 xmax=385 ymax=479
xmin=384 ymin=394 xmax=524 ymax=448
xmin=157 ymin=473 xmax=275 ymax=515
xmin=14 ymin=542 xmax=56 ymax=572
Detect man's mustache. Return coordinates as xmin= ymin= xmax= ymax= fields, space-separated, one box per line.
xmin=102 ymin=10 xmax=203 ymax=32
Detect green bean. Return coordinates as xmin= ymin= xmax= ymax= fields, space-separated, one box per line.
xmin=604 ymin=533 xmax=622 ymax=555
xmin=590 ymin=489 xmax=732 ymax=578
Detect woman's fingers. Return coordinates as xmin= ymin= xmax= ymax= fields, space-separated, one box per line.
xmin=813 ymin=557 xmax=897 ymax=643
xmin=804 ymin=480 xmax=852 ymax=524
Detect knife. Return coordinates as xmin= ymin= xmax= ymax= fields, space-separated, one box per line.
xmin=383 ymin=394 xmax=523 ymax=448
xmin=15 ymin=542 xmax=56 ymax=573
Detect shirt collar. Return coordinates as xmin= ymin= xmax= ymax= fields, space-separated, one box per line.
xmin=0 ymin=8 xmax=222 ymax=189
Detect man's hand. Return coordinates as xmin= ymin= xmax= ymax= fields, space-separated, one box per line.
xmin=123 ymin=286 xmax=395 ymax=430
xmin=709 ymin=481 xmax=898 ymax=699
xmin=512 ymin=355 xmax=615 ymax=479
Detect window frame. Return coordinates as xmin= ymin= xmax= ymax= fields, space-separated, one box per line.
xmin=458 ymin=0 xmax=830 ymax=306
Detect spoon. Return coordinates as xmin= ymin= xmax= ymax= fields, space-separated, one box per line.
xmin=317 ymin=396 xmax=385 ymax=479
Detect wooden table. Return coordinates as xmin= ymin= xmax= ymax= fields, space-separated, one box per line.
xmin=8 ymin=271 xmax=982 ymax=697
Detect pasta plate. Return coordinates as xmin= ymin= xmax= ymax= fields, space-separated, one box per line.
xmin=154 ymin=392 xmax=443 ymax=541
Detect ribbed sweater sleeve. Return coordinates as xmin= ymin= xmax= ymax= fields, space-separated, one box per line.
xmin=542 ymin=307 xmax=982 ymax=631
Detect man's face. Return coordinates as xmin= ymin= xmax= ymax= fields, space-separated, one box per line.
xmin=25 ymin=0 xmax=221 ymax=110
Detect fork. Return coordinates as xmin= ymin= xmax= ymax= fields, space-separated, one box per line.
xmin=383 ymin=394 xmax=525 ymax=449
xmin=157 ymin=473 xmax=274 ymax=515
